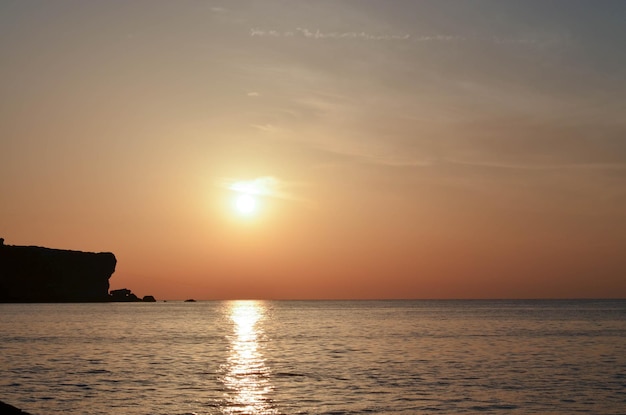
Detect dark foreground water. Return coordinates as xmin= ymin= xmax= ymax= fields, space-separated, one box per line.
xmin=1 ymin=300 xmax=625 ymax=414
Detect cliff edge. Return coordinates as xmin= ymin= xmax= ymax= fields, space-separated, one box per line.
xmin=0 ymin=238 xmax=116 ymax=302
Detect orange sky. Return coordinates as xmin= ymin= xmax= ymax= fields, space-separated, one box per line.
xmin=1 ymin=1 xmax=625 ymax=299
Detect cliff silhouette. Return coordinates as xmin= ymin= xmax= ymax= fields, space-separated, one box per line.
xmin=0 ymin=238 xmax=116 ymax=302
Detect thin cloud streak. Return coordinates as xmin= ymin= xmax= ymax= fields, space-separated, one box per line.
xmin=306 ymin=146 xmax=626 ymax=171
xmin=217 ymin=176 xmax=306 ymax=203
xmin=251 ymin=124 xmax=280 ymax=134
xmin=249 ymin=28 xmax=567 ymax=47
xmin=444 ymin=160 xmax=626 ymax=171
xmin=250 ymin=28 xmax=410 ymax=41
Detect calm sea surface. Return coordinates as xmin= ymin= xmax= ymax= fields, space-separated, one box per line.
xmin=1 ymin=300 xmax=625 ymax=414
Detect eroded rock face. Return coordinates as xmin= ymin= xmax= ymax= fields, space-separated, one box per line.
xmin=0 ymin=240 xmax=116 ymax=302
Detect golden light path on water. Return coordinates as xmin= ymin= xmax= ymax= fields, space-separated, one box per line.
xmin=222 ymin=301 xmax=277 ymax=414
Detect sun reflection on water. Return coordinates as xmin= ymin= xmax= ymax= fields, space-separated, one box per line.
xmin=222 ymin=301 xmax=276 ymax=414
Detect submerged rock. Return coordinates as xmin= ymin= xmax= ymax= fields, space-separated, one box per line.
xmin=185 ymin=298 xmax=196 ymax=302
xmin=142 ymin=295 xmax=157 ymax=302
xmin=0 ymin=239 xmax=116 ymax=302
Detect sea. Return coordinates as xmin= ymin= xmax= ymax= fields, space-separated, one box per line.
xmin=1 ymin=300 xmax=625 ymax=415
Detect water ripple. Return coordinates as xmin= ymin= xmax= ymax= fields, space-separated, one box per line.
xmin=0 ymin=300 xmax=625 ymax=414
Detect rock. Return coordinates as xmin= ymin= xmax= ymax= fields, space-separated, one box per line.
xmin=0 ymin=400 xmax=34 ymax=414
xmin=109 ymin=288 xmax=140 ymax=302
xmin=142 ymin=295 xmax=156 ymax=302
xmin=184 ymin=299 xmax=196 ymax=302
xmin=0 ymin=240 xmax=116 ymax=302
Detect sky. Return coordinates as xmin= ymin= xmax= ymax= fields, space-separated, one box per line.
xmin=1 ymin=0 xmax=625 ymax=299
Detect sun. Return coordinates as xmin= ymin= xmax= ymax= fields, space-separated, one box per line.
xmin=234 ymin=193 xmax=257 ymax=216
xmin=225 ymin=177 xmax=277 ymax=218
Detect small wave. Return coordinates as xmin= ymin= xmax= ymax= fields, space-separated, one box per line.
xmin=82 ymin=369 xmax=111 ymax=374
xmin=274 ymin=371 xmax=307 ymax=378
xmin=469 ymin=404 xmax=519 ymax=411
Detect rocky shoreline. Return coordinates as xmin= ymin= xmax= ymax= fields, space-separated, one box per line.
xmin=0 ymin=401 xmax=34 ymax=415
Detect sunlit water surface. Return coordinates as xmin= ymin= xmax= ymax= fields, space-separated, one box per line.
xmin=1 ymin=300 xmax=625 ymax=414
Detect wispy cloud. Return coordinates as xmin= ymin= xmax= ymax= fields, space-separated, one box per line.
xmin=227 ymin=176 xmax=280 ymax=196
xmin=217 ymin=176 xmax=304 ymax=202
xmin=443 ymin=159 xmax=626 ymax=171
xmin=247 ymin=92 xmax=260 ymax=97
xmin=249 ymin=28 xmax=566 ymax=47
xmin=250 ymin=28 xmax=410 ymax=41
xmin=251 ymin=123 xmax=280 ymax=133
xmin=491 ymin=33 xmax=569 ymax=48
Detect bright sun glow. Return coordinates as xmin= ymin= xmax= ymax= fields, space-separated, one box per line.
xmin=234 ymin=194 xmax=257 ymax=215
xmin=228 ymin=177 xmax=278 ymax=197
xmin=227 ymin=178 xmax=274 ymax=217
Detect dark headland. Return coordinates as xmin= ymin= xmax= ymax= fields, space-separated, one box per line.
xmin=0 ymin=238 xmax=154 ymax=302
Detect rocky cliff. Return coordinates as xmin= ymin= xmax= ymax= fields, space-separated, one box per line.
xmin=0 ymin=238 xmax=116 ymax=302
